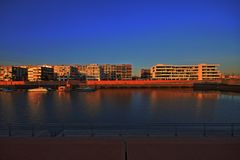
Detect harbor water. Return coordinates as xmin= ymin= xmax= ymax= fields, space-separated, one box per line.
xmin=0 ymin=88 xmax=240 ymax=125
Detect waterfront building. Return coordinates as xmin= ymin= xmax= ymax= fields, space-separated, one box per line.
xmin=151 ymin=64 xmax=221 ymax=80
xmin=100 ymin=64 xmax=132 ymax=80
xmin=0 ymin=66 xmax=28 ymax=81
xmin=132 ymin=76 xmax=140 ymax=80
xmin=75 ymin=64 xmax=88 ymax=81
xmin=53 ymin=65 xmax=80 ymax=81
xmin=225 ymin=75 xmax=240 ymax=79
xmin=198 ymin=64 xmax=221 ymax=80
xmin=85 ymin=64 xmax=100 ymax=81
xmin=116 ymin=64 xmax=132 ymax=80
xmin=140 ymin=69 xmax=151 ymax=79
xmin=100 ymin=64 xmax=117 ymax=80
xmin=75 ymin=64 xmax=87 ymax=75
xmin=28 ymin=65 xmax=54 ymax=81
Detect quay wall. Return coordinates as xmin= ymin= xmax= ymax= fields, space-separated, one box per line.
xmin=86 ymin=80 xmax=199 ymax=88
xmin=1 ymin=80 xmax=240 ymax=92
xmin=0 ymin=80 xmax=199 ymax=88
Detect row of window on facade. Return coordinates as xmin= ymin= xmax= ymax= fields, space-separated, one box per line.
xmin=0 ymin=63 xmax=222 ymax=81
xmin=151 ymin=64 xmax=221 ymax=80
xmin=0 ymin=64 xmax=132 ymax=81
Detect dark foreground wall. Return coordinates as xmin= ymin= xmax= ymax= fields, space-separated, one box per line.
xmin=1 ymin=138 xmax=240 ymax=160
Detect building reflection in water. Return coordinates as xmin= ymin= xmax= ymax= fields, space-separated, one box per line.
xmin=98 ymin=89 xmax=133 ymax=123
xmin=27 ymin=92 xmax=46 ymax=123
xmin=149 ymin=89 xmax=220 ymax=122
xmin=1 ymin=88 xmax=239 ymax=125
xmin=75 ymin=89 xmax=134 ymax=124
xmin=82 ymin=91 xmax=101 ymax=118
xmin=0 ymin=93 xmax=15 ymax=124
xmin=52 ymin=92 xmax=72 ymax=122
xmin=194 ymin=91 xmax=220 ymax=122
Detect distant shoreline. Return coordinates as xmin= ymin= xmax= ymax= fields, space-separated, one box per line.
xmin=0 ymin=80 xmax=240 ymax=92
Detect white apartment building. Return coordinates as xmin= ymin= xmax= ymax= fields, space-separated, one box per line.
xmin=53 ymin=65 xmax=71 ymax=81
xmin=151 ymin=64 xmax=221 ymax=80
xmin=85 ymin=64 xmax=100 ymax=81
xmin=28 ymin=65 xmax=54 ymax=81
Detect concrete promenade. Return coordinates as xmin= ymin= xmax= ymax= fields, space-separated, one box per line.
xmin=1 ymin=138 xmax=240 ymax=160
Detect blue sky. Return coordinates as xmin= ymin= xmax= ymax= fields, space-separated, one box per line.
xmin=0 ymin=0 xmax=240 ymax=75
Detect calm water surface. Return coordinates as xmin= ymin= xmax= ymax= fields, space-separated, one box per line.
xmin=0 ymin=88 xmax=240 ymax=125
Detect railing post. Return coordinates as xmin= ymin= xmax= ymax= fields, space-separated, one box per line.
xmin=203 ymin=123 xmax=206 ymax=137
xmin=32 ymin=125 xmax=34 ymax=137
xmin=8 ymin=125 xmax=11 ymax=137
xmin=62 ymin=125 xmax=65 ymax=137
xmin=124 ymin=139 xmax=128 ymax=160
xmin=146 ymin=124 xmax=150 ymax=137
xmin=231 ymin=123 xmax=234 ymax=137
xmin=174 ymin=124 xmax=178 ymax=137
xmin=91 ymin=126 xmax=94 ymax=137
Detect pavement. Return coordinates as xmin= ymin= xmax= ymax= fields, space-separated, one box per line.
xmin=1 ymin=137 xmax=240 ymax=160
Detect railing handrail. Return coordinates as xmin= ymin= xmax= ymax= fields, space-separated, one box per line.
xmin=1 ymin=122 xmax=240 ymax=128
xmin=1 ymin=122 xmax=240 ymax=137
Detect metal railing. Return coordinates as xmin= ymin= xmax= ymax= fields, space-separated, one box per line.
xmin=0 ymin=123 xmax=240 ymax=137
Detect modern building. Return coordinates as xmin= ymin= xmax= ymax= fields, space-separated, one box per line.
xmin=100 ymin=64 xmax=132 ymax=80
xmin=53 ymin=65 xmax=80 ymax=81
xmin=28 ymin=65 xmax=54 ymax=81
xmin=116 ymin=64 xmax=132 ymax=80
xmin=198 ymin=64 xmax=222 ymax=80
xmin=151 ymin=64 xmax=221 ymax=80
xmin=140 ymin=69 xmax=151 ymax=79
xmin=85 ymin=64 xmax=100 ymax=81
xmin=0 ymin=66 xmax=28 ymax=81
xmin=225 ymin=75 xmax=240 ymax=79
xmin=75 ymin=65 xmax=87 ymax=74
xmin=74 ymin=64 xmax=88 ymax=81
xmin=100 ymin=64 xmax=117 ymax=80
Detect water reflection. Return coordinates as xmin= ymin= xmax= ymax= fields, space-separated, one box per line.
xmin=52 ymin=92 xmax=72 ymax=122
xmin=194 ymin=91 xmax=219 ymax=122
xmin=97 ymin=89 xmax=134 ymax=123
xmin=0 ymin=92 xmax=15 ymax=123
xmin=82 ymin=91 xmax=101 ymax=117
xmin=27 ymin=92 xmax=45 ymax=123
xmin=0 ymin=89 xmax=239 ymax=124
xmin=149 ymin=89 xmax=220 ymax=122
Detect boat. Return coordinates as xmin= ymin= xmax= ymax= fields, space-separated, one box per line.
xmin=76 ymin=87 xmax=96 ymax=92
xmin=58 ymin=86 xmax=71 ymax=92
xmin=1 ymin=88 xmax=15 ymax=92
xmin=47 ymin=88 xmax=54 ymax=91
xmin=28 ymin=87 xmax=48 ymax=92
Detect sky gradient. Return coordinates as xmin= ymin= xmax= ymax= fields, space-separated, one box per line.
xmin=0 ymin=0 xmax=240 ymax=75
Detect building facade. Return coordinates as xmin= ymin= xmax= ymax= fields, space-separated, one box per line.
xmin=198 ymin=64 xmax=222 ymax=80
xmin=100 ymin=64 xmax=117 ymax=80
xmin=0 ymin=66 xmax=28 ymax=81
xmin=53 ymin=65 xmax=80 ymax=81
xmin=28 ymin=65 xmax=54 ymax=81
xmin=85 ymin=64 xmax=100 ymax=81
xmin=151 ymin=64 xmax=221 ymax=80
xmin=76 ymin=65 xmax=87 ymax=74
xmin=100 ymin=64 xmax=132 ymax=80
xmin=116 ymin=64 xmax=132 ymax=80
xmin=140 ymin=69 xmax=151 ymax=79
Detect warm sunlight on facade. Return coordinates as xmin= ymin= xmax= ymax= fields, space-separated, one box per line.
xmin=151 ymin=64 xmax=221 ymax=80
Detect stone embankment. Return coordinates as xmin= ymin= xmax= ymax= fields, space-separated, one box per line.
xmin=0 ymin=80 xmax=239 ymax=92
